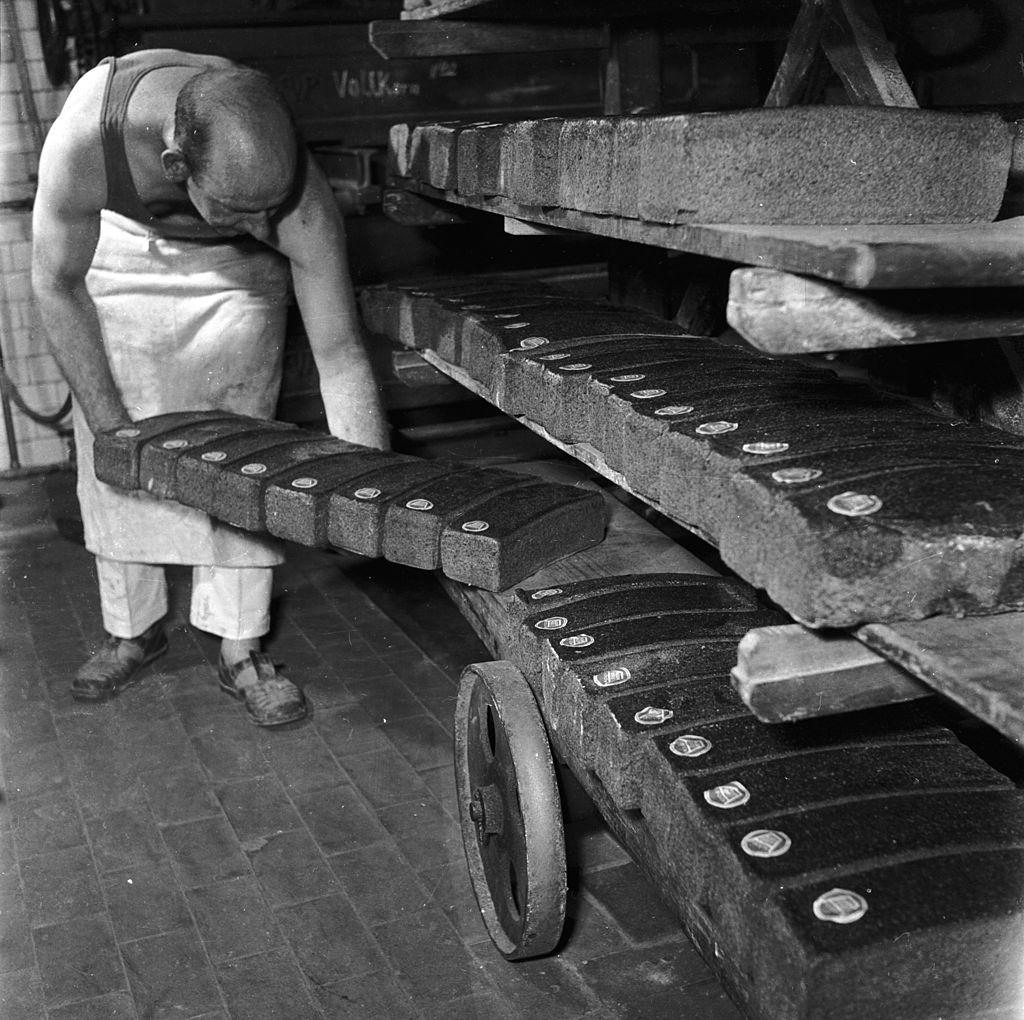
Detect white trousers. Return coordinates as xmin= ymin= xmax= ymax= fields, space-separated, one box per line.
xmin=96 ymin=555 xmax=273 ymax=640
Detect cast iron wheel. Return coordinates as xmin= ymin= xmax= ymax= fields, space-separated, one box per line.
xmin=454 ymin=660 xmax=567 ymax=960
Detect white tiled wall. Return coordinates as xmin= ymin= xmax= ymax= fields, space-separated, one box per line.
xmin=0 ymin=0 xmax=73 ymax=470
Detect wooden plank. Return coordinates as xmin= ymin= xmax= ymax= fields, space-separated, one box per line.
xmin=603 ymin=25 xmax=662 ymax=116
xmin=368 ymin=19 xmax=603 ymax=58
xmin=381 ymin=189 xmax=472 ymax=226
xmin=820 ymin=0 xmax=918 ymax=108
xmin=727 ymin=268 xmax=1024 ymax=354
xmin=391 ymin=180 xmax=1024 ymax=289
xmin=400 ymin=0 xmax=777 ymax=20
xmin=732 ymin=622 xmax=931 ymax=722
xmin=859 ymin=614 xmax=1024 ymax=749
xmin=764 ymin=0 xmax=830 ymax=107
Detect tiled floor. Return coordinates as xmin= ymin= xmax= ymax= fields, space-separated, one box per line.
xmin=0 ymin=471 xmax=741 ymax=1020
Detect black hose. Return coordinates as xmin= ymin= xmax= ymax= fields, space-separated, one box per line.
xmin=0 ymin=363 xmax=72 ymax=426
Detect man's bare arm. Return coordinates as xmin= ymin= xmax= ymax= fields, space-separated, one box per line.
xmin=32 ymin=71 xmax=131 ymax=435
xmin=274 ymin=159 xmax=390 ymax=450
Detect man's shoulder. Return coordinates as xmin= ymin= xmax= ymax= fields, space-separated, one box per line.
xmin=115 ymin=48 xmax=237 ymax=71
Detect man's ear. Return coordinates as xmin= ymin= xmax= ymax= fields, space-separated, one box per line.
xmin=161 ymin=148 xmax=189 ymax=183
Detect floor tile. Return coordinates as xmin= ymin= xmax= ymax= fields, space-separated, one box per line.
xmin=86 ymin=806 xmax=168 ymax=874
xmin=190 ymin=722 xmax=271 ymax=783
xmin=120 ymin=925 xmax=222 ymax=1018
xmin=275 ymin=893 xmax=388 ymax=985
xmin=0 ymin=966 xmax=45 ymax=1020
xmin=21 ymin=845 xmax=104 ymax=927
xmin=417 ymin=860 xmax=492 ymax=945
xmin=347 ymin=674 xmax=429 ymax=724
xmin=139 ymin=764 xmax=221 ymax=825
xmin=314 ymin=704 xmax=394 ymax=758
xmin=579 ymin=947 xmax=741 ymax=1020
xmin=0 ymin=898 xmax=35 ymax=974
xmin=8 ymin=790 xmax=84 ymax=858
xmin=215 ymin=946 xmax=320 ymax=1020
xmin=339 ymin=746 xmax=432 ymax=808
xmin=185 ymin=876 xmax=282 ymax=962
xmin=260 ymin=727 xmax=346 ymax=794
xmin=47 ymin=990 xmax=138 ymax=1019
xmin=383 ymin=713 xmax=455 ymax=772
xmin=308 ymin=970 xmax=419 ymax=1019
xmin=373 ymin=906 xmax=495 ymax=1008
xmin=214 ymin=774 xmax=302 ymax=843
xmin=246 ymin=827 xmax=339 ymax=907
xmin=377 ymin=796 xmax=464 ymax=873
xmin=33 ymin=914 xmax=125 ymax=1007
xmin=161 ymin=816 xmax=251 ymax=888
xmin=330 ymin=838 xmax=435 ymax=929
xmin=69 ymin=762 xmax=148 ymax=820
xmin=583 ymin=863 xmax=683 ymax=944
xmin=472 ymin=942 xmax=599 ymax=1019
xmin=291 ymin=784 xmax=390 ymax=855
xmin=2 ymin=739 xmax=68 ymax=800
xmin=0 ymin=701 xmax=57 ymax=751
xmin=102 ymin=862 xmax=192 ymax=943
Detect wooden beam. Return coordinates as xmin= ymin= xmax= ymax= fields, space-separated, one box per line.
xmin=859 ymin=613 xmax=1024 ymax=749
xmin=394 ymin=182 xmax=1024 ymax=289
xmin=820 ymin=0 xmax=917 ymax=107
xmin=732 ymin=623 xmax=931 ymax=722
xmin=381 ymin=189 xmax=472 ymax=226
xmin=603 ymin=25 xmax=662 ymax=116
xmin=728 ymin=268 xmax=1024 ymax=354
xmin=368 ymin=19 xmax=604 ymax=59
xmin=764 ymin=0 xmax=831 ymax=107
xmin=502 ymin=216 xmax=576 ymax=237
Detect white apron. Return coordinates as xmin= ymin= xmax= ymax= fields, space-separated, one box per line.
xmin=74 ymin=210 xmax=291 ymax=566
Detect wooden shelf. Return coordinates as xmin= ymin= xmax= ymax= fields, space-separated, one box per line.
xmin=727 ymin=268 xmax=1024 ymax=354
xmin=398 ymin=0 xmax=790 ymax=21
xmin=393 ymin=180 xmax=1024 ymax=290
xmin=360 ymin=274 xmax=1024 ymax=746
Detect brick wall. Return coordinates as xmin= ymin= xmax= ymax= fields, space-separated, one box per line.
xmin=0 ymin=0 xmax=73 ymax=470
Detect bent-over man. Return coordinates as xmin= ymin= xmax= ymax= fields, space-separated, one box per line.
xmin=32 ymin=49 xmax=389 ymax=725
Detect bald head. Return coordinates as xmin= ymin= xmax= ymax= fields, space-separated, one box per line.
xmin=173 ymin=67 xmax=297 ymax=205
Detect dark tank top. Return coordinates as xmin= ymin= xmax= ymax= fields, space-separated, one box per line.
xmin=98 ymin=52 xmax=210 ymax=230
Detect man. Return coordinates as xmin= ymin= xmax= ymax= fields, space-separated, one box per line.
xmin=32 ymin=49 xmax=389 ymax=725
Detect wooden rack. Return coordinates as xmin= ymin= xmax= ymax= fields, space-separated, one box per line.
xmin=362 ymin=2 xmax=1024 ymax=1015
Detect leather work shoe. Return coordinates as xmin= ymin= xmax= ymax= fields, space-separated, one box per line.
xmin=71 ymin=621 xmax=168 ymax=702
xmin=218 ymin=652 xmax=308 ymax=727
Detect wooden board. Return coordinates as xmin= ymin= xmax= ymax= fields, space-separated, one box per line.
xmin=368 ymin=19 xmax=603 ymax=57
xmin=399 ymin=0 xmax=791 ymax=21
xmin=390 ymin=180 xmax=1024 ymax=289
xmin=732 ymin=622 xmax=931 ymax=722
xmin=858 ymin=613 xmax=1024 ymax=748
xmin=728 ymin=268 xmax=1024 ymax=354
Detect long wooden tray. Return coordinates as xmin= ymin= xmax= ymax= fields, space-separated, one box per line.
xmin=441 ymin=549 xmax=1024 ymax=1020
xmin=360 ymin=277 xmax=1024 ymax=629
